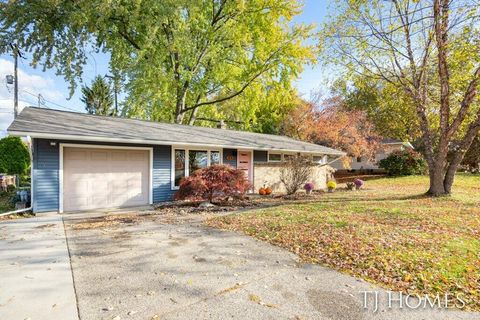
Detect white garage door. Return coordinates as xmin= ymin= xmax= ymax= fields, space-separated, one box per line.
xmin=63 ymin=147 xmax=150 ymax=212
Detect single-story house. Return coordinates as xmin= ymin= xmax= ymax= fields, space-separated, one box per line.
xmin=331 ymin=138 xmax=414 ymax=172
xmin=7 ymin=107 xmax=345 ymax=213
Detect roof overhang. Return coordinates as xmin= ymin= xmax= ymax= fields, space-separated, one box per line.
xmin=8 ymin=131 xmax=347 ymax=156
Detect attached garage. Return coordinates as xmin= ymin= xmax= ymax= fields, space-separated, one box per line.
xmin=60 ymin=145 xmax=152 ymax=212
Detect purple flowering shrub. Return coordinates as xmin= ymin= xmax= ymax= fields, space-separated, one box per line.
xmin=353 ymin=179 xmax=364 ymax=189
xmin=304 ymin=182 xmax=315 ymax=192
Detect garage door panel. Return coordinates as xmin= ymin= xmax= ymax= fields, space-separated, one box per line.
xmin=63 ymin=147 xmax=150 ymax=212
xmin=111 ymin=151 xmax=128 ymax=161
xmin=129 ymin=152 xmax=148 ymax=161
xmin=65 ymin=150 xmax=87 ymax=161
xmin=91 ymin=151 xmax=108 ymax=161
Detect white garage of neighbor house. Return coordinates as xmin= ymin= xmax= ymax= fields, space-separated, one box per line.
xmin=7 ymin=107 xmax=345 ymax=213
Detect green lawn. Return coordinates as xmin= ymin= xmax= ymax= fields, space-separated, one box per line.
xmin=207 ymin=174 xmax=480 ymax=311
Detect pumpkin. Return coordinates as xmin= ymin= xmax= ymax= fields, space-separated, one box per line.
xmin=259 ymin=188 xmax=266 ymax=195
xmin=265 ymin=187 xmax=272 ymax=195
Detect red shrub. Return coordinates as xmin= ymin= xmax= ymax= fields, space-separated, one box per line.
xmin=174 ymin=164 xmax=252 ymax=202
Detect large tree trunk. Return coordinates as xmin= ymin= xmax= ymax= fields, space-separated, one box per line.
xmin=427 ymin=166 xmax=448 ymax=196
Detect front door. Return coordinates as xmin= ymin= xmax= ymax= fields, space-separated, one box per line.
xmin=237 ymin=150 xmax=252 ymax=182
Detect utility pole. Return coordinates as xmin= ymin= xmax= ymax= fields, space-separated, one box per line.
xmin=12 ymin=44 xmax=19 ymax=118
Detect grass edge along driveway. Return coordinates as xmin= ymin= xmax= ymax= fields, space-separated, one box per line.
xmin=206 ymin=174 xmax=480 ymax=311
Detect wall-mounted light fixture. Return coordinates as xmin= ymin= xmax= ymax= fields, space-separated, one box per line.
xmin=49 ymin=141 xmax=57 ymax=147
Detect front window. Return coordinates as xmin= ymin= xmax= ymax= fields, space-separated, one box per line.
xmin=189 ymin=150 xmax=208 ymax=174
xmin=174 ymin=150 xmax=186 ymax=187
xmin=312 ymin=155 xmax=324 ymax=164
xmin=210 ymin=151 xmax=220 ymax=165
xmin=172 ymin=148 xmax=221 ymax=188
xmin=268 ymin=153 xmax=282 ymax=162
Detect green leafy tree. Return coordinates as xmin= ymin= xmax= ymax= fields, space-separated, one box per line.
xmin=320 ymin=0 xmax=480 ymax=196
xmin=81 ymin=76 xmax=115 ymax=116
xmin=0 ymin=0 xmax=314 ymax=126
xmin=0 ymin=136 xmax=30 ymax=175
xmin=332 ymin=78 xmax=420 ymax=141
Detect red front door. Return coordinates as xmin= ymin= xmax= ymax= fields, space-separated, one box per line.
xmin=237 ymin=150 xmax=252 ymax=182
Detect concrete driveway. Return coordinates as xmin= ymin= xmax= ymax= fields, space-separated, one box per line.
xmin=0 ymin=214 xmax=78 ymax=320
xmin=63 ymin=212 xmax=478 ymax=320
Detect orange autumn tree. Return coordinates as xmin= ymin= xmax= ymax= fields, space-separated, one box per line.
xmin=283 ymin=97 xmax=380 ymax=167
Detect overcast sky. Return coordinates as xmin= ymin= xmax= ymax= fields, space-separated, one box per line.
xmin=0 ymin=0 xmax=331 ymax=136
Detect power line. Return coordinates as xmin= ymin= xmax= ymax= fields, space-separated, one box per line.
xmin=20 ymin=89 xmax=79 ymax=112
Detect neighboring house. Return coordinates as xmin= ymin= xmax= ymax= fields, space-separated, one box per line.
xmin=0 ymin=175 xmax=16 ymax=191
xmin=331 ymin=138 xmax=414 ymax=172
xmin=7 ymin=107 xmax=345 ymax=213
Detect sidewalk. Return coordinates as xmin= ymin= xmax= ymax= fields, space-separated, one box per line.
xmin=0 ymin=214 xmax=78 ymax=320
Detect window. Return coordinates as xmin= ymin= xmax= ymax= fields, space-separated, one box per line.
xmin=174 ymin=150 xmax=186 ymax=187
xmin=189 ymin=150 xmax=208 ymax=173
xmin=312 ymin=155 xmax=324 ymax=164
xmin=357 ymin=156 xmax=362 ymax=163
xmin=172 ymin=148 xmax=221 ymax=189
xmin=268 ymin=153 xmax=282 ymax=162
xmin=210 ymin=151 xmax=220 ymax=165
xmin=283 ymin=154 xmax=295 ymax=161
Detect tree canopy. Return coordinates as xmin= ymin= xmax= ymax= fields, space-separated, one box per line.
xmin=320 ymin=0 xmax=480 ymax=195
xmin=282 ymin=97 xmax=380 ymax=166
xmin=331 ymin=77 xmax=420 ymax=141
xmin=81 ymin=76 xmax=115 ymax=116
xmin=0 ymin=0 xmax=314 ymax=126
xmin=0 ymin=136 xmax=30 ymax=176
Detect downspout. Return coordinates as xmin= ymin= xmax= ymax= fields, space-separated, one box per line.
xmin=0 ymin=207 xmax=32 ymax=217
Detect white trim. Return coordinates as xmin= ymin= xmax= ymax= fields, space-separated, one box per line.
xmin=59 ymin=143 xmax=153 ymax=213
xmin=59 ymin=145 xmax=63 ymax=213
xmin=28 ymin=136 xmax=34 ymax=212
xmin=170 ymin=146 xmax=223 ymax=190
xmin=8 ymin=131 xmax=346 ymax=156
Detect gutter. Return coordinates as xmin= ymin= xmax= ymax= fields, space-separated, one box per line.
xmin=317 ymin=155 xmax=345 ymax=168
xmin=7 ymin=131 xmax=346 ymax=157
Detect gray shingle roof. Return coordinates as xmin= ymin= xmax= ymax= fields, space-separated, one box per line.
xmin=8 ymin=107 xmax=345 ymax=155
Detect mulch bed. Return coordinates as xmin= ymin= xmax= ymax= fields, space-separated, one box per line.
xmin=153 ymin=191 xmax=330 ymax=215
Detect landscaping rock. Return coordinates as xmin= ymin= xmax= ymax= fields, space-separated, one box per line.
xmin=199 ymin=201 xmax=215 ymax=208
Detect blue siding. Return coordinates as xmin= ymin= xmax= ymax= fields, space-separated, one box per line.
xmin=32 ymin=139 xmax=173 ymax=213
xmin=223 ymin=148 xmax=237 ymax=168
xmin=254 ymin=150 xmax=268 ymax=162
xmin=153 ymin=145 xmax=174 ymax=202
xmin=33 ymin=139 xmax=59 ymax=212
